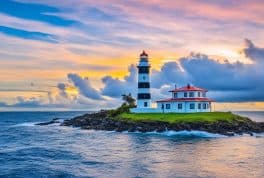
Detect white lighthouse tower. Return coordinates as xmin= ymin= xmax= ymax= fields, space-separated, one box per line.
xmin=136 ymin=50 xmax=151 ymax=110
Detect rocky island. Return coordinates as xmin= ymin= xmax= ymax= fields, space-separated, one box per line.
xmin=55 ymin=104 xmax=264 ymax=136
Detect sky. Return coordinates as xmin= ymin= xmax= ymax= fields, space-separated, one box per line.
xmin=0 ymin=0 xmax=264 ymax=111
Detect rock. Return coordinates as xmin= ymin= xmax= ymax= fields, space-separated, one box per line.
xmin=56 ymin=110 xmax=264 ymax=136
xmin=36 ymin=118 xmax=61 ymax=126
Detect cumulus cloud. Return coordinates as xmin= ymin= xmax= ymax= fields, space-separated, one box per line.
xmin=67 ymin=73 xmax=103 ymax=100
xmin=179 ymin=53 xmax=257 ymax=91
xmin=151 ymin=61 xmax=189 ymax=88
xmin=95 ymin=39 xmax=264 ymax=103
xmin=6 ymin=38 xmax=259 ymax=110
xmin=244 ymin=38 xmax=264 ymax=62
xmin=57 ymin=83 xmax=68 ymax=98
xmin=101 ymin=64 xmax=137 ymax=98
xmin=12 ymin=96 xmax=42 ymax=108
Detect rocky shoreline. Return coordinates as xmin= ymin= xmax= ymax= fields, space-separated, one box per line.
xmin=51 ymin=110 xmax=264 ymax=136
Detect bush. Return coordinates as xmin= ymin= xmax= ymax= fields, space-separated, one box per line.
xmin=109 ymin=103 xmax=131 ymax=117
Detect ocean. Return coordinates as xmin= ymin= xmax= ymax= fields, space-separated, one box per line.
xmin=0 ymin=111 xmax=263 ymax=178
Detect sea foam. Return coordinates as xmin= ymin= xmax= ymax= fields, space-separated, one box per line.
xmin=123 ymin=130 xmax=227 ymax=138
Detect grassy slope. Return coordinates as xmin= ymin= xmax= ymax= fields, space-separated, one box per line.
xmin=118 ymin=112 xmax=247 ymax=124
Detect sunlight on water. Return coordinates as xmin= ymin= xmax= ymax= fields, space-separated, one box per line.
xmin=0 ymin=111 xmax=263 ymax=177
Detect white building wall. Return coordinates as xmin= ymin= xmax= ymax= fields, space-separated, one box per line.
xmin=137 ymin=99 xmax=151 ymax=108
xmin=156 ymin=101 xmax=211 ymax=113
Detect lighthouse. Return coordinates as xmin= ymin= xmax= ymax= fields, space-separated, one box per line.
xmin=131 ymin=51 xmax=214 ymax=113
xmin=136 ymin=50 xmax=151 ymax=109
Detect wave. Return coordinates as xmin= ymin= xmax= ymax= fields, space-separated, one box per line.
xmin=122 ymin=130 xmax=227 ymax=138
xmin=253 ymin=132 xmax=264 ymax=138
xmin=12 ymin=120 xmax=62 ymax=127
xmin=12 ymin=122 xmax=39 ymax=127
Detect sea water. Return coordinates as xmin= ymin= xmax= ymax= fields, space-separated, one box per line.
xmin=0 ymin=111 xmax=263 ymax=178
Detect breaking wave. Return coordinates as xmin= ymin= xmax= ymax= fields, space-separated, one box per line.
xmin=12 ymin=122 xmax=39 ymax=127
xmin=123 ymin=130 xmax=227 ymax=138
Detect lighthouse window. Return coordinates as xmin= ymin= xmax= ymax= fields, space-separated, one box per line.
xmin=198 ymin=103 xmax=201 ymax=109
xmin=144 ymin=102 xmax=148 ymax=107
xmin=184 ymin=92 xmax=187 ymax=97
xmin=203 ymin=103 xmax=206 ymax=109
xmin=138 ymin=67 xmax=149 ymax=73
xmin=178 ymin=103 xmax=182 ymax=109
xmin=189 ymin=92 xmax=194 ymax=97
xmin=174 ymin=93 xmax=178 ymax=98
xmin=137 ymin=93 xmax=151 ymax=99
xmin=198 ymin=92 xmax=201 ymax=97
xmin=190 ymin=103 xmax=195 ymax=109
xmin=166 ymin=104 xmax=170 ymax=109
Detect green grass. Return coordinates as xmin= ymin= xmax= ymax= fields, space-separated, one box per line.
xmin=117 ymin=112 xmax=247 ymax=124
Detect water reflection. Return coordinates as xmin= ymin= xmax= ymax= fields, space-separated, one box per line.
xmin=0 ymin=112 xmax=263 ymax=178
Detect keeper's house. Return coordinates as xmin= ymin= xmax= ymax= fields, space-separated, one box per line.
xmin=130 ymin=51 xmax=214 ymax=113
xmin=156 ymin=84 xmax=213 ymax=113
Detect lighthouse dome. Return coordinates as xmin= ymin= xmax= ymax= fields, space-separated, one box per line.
xmin=140 ymin=50 xmax=148 ymax=57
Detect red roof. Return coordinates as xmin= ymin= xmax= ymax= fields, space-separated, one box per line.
xmin=170 ymin=84 xmax=207 ymax=92
xmin=140 ymin=50 xmax=148 ymax=57
xmin=156 ymin=98 xmax=214 ymax=102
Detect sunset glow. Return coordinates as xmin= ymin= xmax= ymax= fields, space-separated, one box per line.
xmin=0 ymin=0 xmax=264 ymax=110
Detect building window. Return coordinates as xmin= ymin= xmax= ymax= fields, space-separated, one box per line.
xmin=174 ymin=93 xmax=178 ymax=98
xmin=202 ymin=92 xmax=206 ymax=97
xmin=198 ymin=92 xmax=201 ymax=97
xmin=184 ymin=92 xmax=187 ymax=97
xmin=190 ymin=103 xmax=195 ymax=109
xmin=198 ymin=103 xmax=201 ymax=109
xmin=178 ymin=103 xmax=182 ymax=109
xmin=203 ymin=103 xmax=206 ymax=109
xmin=144 ymin=102 xmax=148 ymax=107
xmin=189 ymin=92 xmax=194 ymax=97
xmin=166 ymin=104 xmax=170 ymax=109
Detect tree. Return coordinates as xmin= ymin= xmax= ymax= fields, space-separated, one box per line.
xmin=122 ymin=93 xmax=136 ymax=107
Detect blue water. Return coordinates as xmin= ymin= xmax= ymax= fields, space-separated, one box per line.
xmin=0 ymin=111 xmax=263 ymax=178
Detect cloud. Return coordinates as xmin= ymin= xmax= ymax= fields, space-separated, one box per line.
xmin=0 ymin=26 xmax=58 ymax=43
xmin=151 ymin=61 xmax=189 ymax=88
xmin=1 ymin=38 xmax=264 ymax=110
xmin=97 ymin=39 xmax=264 ymax=102
xmin=12 ymin=96 xmax=42 ymax=108
xmin=0 ymin=0 xmax=78 ymax=26
xmin=67 ymin=73 xmax=103 ymax=100
xmin=244 ymin=38 xmax=264 ymax=63
xmin=57 ymin=83 xmax=68 ymax=98
xmin=0 ymin=102 xmax=8 ymax=107
xmin=179 ymin=53 xmax=257 ymax=91
xmin=101 ymin=64 xmax=137 ymax=98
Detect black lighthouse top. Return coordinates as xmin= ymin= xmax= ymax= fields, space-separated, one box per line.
xmin=139 ymin=50 xmax=149 ymax=63
xmin=140 ymin=50 xmax=148 ymax=57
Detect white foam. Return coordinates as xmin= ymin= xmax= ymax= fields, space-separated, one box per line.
xmin=12 ymin=122 xmax=38 ymax=127
xmin=124 ymin=130 xmax=227 ymax=138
